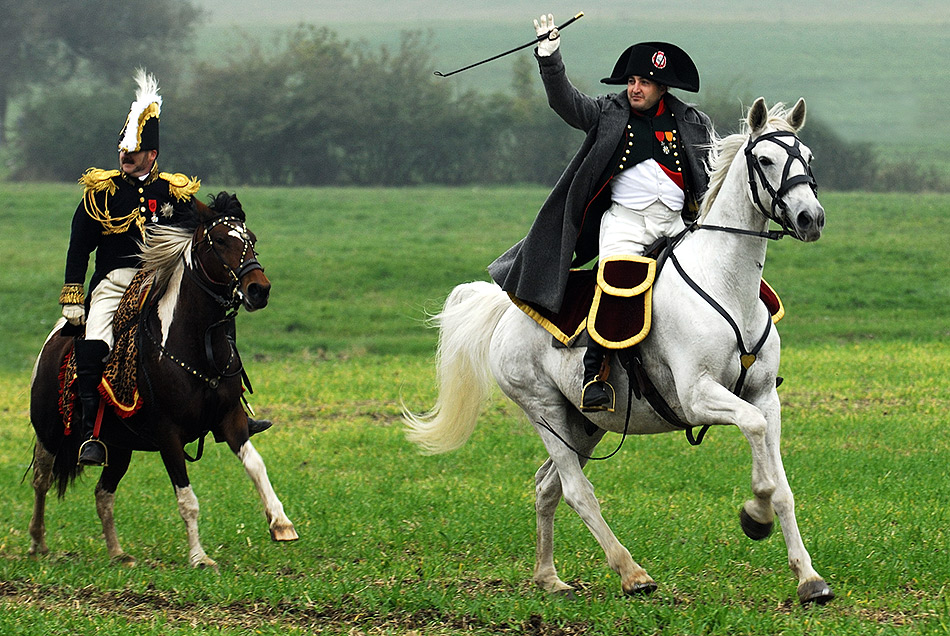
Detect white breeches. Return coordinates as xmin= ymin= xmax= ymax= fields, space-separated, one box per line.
xmin=85 ymin=267 xmax=137 ymax=348
xmin=599 ymin=200 xmax=686 ymax=258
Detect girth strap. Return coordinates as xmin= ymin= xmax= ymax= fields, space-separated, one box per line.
xmin=618 ymin=348 xmax=709 ymax=446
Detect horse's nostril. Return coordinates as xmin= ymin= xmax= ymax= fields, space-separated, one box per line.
xmin=246 ymin=283 xmax=270 ymax=306
xmin=797 ymin=211 xmax=813 ymax=230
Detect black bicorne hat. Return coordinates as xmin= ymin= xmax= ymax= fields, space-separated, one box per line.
xmin=600 ymin=42 xmax=700 ymax=92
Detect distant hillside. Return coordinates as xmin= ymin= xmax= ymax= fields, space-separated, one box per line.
xmin=193 ymin=0 xmax=947 ymax=26
xmin=191 ymin=0 xmax=950 ymax=170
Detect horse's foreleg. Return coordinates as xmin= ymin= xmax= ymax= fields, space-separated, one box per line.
xmin=28 ymin=443 xmax=54 ymax=557
xmin=236 ymin=441 xmax=298 ymax=541
xmin=713 ymin=388 xmax=833 ymax=605
xmin=160 ymin=448 xmax=217 ymax=570
xmin=96 ymin=447 xmax=135 ymax=566
xmin=751 ymin=410 xmax=834 ymax=605
xmin=174 ymin=485 xmax=217 ymax=569
xmin=764 ymin=450 xmax=833 ymax=604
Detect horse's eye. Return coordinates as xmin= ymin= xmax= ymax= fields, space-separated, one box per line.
xmin=758 ymin=156 xmax=774 ymax=167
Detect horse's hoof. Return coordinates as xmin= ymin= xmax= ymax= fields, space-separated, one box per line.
xmin=798 ymin=579 xmax=834 ymax=605
xmin=739 ymin=507 xmax=773 ymax=541
xmin=28 ymin=545 xmax=49 ymax=558
xmin=553 ymin=588 xmax=578 ymax=601
xmin=193 ymin=557 xmax=219 ymax=572
xmin=111 ymin=553 xmax=136 ymax=567
xmin=270 ymin=524 xmax=299 ymax=542
xmin=623 ymin=580 xmax=658 ymax=596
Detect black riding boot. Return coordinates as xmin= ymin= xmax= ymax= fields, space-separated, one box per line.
xmin=247 ymin=417 xmax=272 ymax=436
xmin=581 ymin=340 xmax=613 ymax=411
xmin=74 ymin=339 xmax=110 ymax=466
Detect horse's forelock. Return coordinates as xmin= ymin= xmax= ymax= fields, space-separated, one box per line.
xmin=208 ymin=191 xmax=246 ymax=222
xmin=698 ymin=101 xmax=803 ymax=219
xmin=746 ymin=102 xmax=799 ymax=135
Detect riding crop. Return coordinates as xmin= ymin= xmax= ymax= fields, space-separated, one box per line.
xmin=433 ymin=11 xmax=584 ymax=78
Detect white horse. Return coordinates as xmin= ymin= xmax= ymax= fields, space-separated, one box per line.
xmin=404 ymin=98 xmax=834 ymax=605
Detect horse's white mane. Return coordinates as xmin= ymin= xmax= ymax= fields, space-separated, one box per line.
xmin=698 ymin=102 xmax=800 ymax=220
xmin=139 ymin=225 xmax=193 ymax=294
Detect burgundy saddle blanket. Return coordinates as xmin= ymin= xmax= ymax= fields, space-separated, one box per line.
xmin=510 ymin=259 xmax=783 ymax=349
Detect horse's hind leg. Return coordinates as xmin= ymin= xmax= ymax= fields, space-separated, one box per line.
xmin=533 ymin=458 xmax=572 ymax=595
xmin=96 ymin=447 xmax=135 ymax=566
xmin=28 ymin=443 xmax=54 ymax=557
xmin=235 ymin=440 xmax=297 ymax=541
xmin=532 ymin=407 xmax=655 ymax=597
xmin=534 ymin=424 xmax=613 ymax=595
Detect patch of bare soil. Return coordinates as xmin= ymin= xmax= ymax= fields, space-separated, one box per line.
xmin=0 ymin=579 xmax=589 ymax=634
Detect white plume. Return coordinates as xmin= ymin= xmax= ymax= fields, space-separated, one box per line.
xmin=118 ymin=68 xmax=162 ymax=152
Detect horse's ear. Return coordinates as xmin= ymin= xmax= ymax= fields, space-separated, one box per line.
xmin=787 ymin=98 xmax=807 ymax=131
xmin=194 ymin=199 xmax=213 ymax=222
xmin=748 ymin=97 xmax=768 ymax=133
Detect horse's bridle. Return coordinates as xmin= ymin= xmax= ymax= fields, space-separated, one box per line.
xmin=133 ymin=214 xmax=264 ymax=459
xmin=700 ymin=130 xmax=818 ymax=241
xmin=189 ymin=215 xmax=264 ymax=309
xmin=744 ymin=130 xmax=818 ymax=232
xmin=142 ymin=215 xmax=263 ymax=393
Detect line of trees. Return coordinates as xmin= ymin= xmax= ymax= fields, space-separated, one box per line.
xmin=0 ymin=0 xmax=202 ymax=148
xmin=2 ymin=3 xmax=944 ymax=192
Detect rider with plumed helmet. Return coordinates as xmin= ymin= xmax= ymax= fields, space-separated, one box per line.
xmin=60 ymin=70 xmax=200 ymax=466
xmin=488 ymin=14 xmax=715 ymax=410
xmin=60 ymin=70 xmax=271 ymax=467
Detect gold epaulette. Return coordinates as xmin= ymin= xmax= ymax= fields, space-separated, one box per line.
xmin=79 ymin=168 xmax=139 ymax=235
xmin=160 ymin=172 xmax=201 ymax=201
xmin=79 ymin=168 xmax=121 ymax=196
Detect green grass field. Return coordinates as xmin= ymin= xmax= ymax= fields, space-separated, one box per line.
xmin=0 ymin=184 xmax=948 ymax=634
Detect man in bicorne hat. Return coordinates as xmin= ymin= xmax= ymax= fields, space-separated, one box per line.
xmin=60 ymin=70 xmax=269 ymax=467
xmin=488 ymin=14 xmax=715 ymax=411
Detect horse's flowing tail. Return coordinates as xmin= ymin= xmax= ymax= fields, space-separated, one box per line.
xmin=403 ymin=281 xmax=511 ymax=454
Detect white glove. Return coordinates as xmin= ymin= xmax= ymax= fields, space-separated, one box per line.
xmin=534 ymin=13 xmax=560 ymax=57
xmin=62 ymin=303 xmax=86 ymax=325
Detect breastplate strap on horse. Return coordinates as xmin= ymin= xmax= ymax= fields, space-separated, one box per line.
xmin=643 ymin=250 xmax=775 ymax=445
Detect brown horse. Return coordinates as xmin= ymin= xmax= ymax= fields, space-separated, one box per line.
xmin=28 ymin=192 xmax=297 ymax=568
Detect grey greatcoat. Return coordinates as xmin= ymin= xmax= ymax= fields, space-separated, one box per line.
xmin=488 ymin=49 xmax=715 ymax=313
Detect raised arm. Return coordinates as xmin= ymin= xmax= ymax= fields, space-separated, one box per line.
xmin=532 ymin=14 xmax=603 ymax=132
